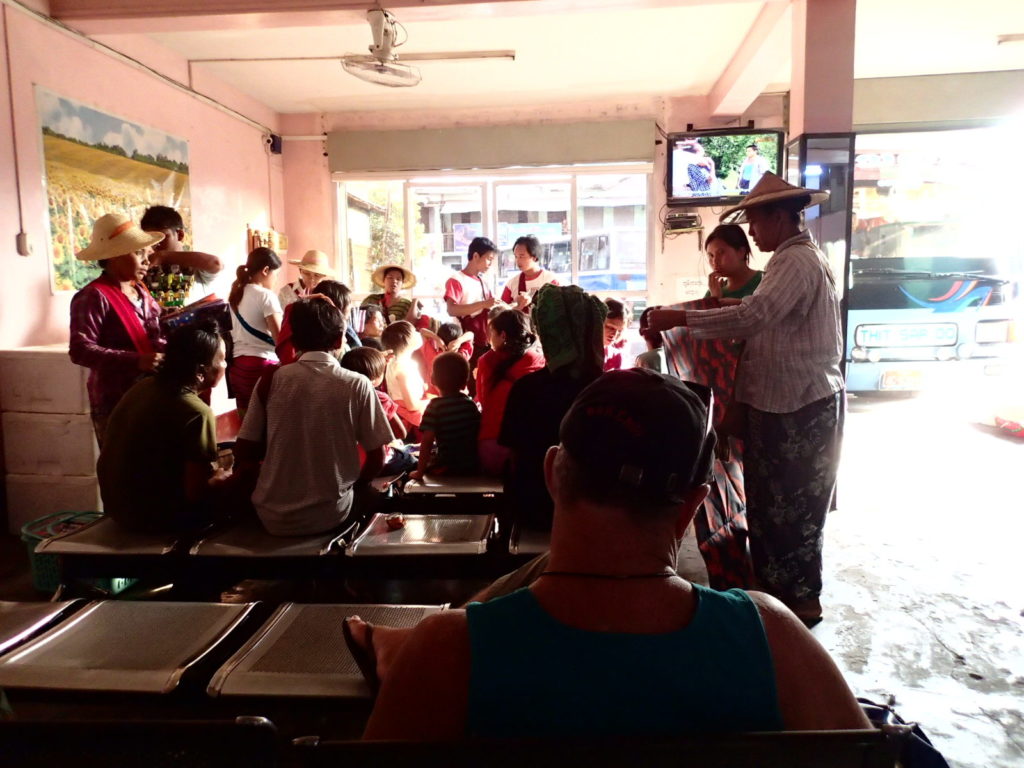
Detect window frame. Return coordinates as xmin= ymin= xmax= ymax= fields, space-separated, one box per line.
xmin=334 ymin=163 xmax=655 ymax=305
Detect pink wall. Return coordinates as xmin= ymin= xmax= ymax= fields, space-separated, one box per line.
xmin=0 ymin=8 xmax=283 ymax=349
xmin=279 ymin=113 xmax=335 ymax=287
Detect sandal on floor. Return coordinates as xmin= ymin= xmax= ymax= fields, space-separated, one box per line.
xmin=342 ymin=617 xmax=380 ymax=695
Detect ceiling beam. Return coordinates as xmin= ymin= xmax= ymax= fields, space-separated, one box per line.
xmin=707 ymin=0 xmax=790 ymax=118
xmin=53 ymin=0 xmax=784 ymax=35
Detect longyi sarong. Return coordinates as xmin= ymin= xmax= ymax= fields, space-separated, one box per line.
xmin=663 ymin=297 xmax=754 ymax=590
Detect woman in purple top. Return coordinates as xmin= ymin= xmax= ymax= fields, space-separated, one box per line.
xmin=69 ymin=212 xmax=166 ymax=446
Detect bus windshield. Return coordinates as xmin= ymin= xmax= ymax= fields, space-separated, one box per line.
xmin=846 ymin=128 xmax=1023 ymax=392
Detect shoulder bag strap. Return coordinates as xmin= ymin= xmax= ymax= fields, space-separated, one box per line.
xmin=232 ymin=305 xmax=275 ymax=346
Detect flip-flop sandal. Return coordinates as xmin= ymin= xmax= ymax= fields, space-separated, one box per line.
xmin=342 ymin=617 xmax=380 ymax=695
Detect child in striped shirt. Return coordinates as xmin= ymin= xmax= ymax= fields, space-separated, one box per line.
xmin=411 ymin=352 xmax=481 ymax=479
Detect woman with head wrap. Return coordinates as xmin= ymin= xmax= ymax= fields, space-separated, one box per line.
xmin=497 ymin=284 xmax=606 ymax=530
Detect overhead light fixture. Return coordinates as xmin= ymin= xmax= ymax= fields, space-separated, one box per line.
xmin=996 ymin=34 xmax=1024 ymax=45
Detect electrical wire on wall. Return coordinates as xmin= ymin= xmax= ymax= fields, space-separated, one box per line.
xmin=3 ymin=4 xmax=29 ymax=256
xmin=0 ymin=0 xmax=273 ymax=135
xmin=2 ymin=0 xmax=281 ymax=257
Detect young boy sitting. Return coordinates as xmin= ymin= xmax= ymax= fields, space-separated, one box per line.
xmin=359 ymin=306 xmax=386 ymax=347
xmin=342 ymin=346 xmax=416 ymax=476
xmin=411 ymin=352 xmax=480 ymax=480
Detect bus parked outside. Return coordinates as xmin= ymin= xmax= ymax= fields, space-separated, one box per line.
xmin=845 ymin=130 xmax=1022 ymax=393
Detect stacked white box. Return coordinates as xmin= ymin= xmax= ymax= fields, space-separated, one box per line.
xmin=2 ymin=412 xmax=99 ymax=476
xmin=0 ymin=345 xmax=101 ymax=535
xmin=0 ymin=345 xmax=89 ymax=414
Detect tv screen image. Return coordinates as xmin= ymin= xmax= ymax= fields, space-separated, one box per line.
xmin=668 ymin=130 xmax=782 ymax=206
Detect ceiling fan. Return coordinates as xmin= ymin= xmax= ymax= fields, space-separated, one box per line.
xmin=340 ymin=8 xmax=515 ymax=88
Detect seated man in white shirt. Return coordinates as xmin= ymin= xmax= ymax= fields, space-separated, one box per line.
xmin=234 ymin=298 xmax=394 ymax=536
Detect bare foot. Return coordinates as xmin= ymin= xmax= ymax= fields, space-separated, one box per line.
xmin=344 ymin=616 xmax=414 ymax=686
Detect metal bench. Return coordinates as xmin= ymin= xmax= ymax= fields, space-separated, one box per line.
xmin=189 ymin=520 xmax=355 ymax=558
xmin=0 ymin=600 xmax=261 ymax=694
xmin=33 ymin=516 xmax=184 ymax=596
xmin=293 ymin=729 xmax=911 ymax=768
xmin=0 ymin=716 xmax=279 ymax=768
xmin=0 ymin=599 xmax=84 ymax=658
xmin=508 ymin=525 xmax=551 ymax=556
xmin=35 ymin=515 xmax=180 ymax=557
xmin=208 ymin=602 xmax=442 ymax=699
xmin=346 ymin=514 xmax=495 ymax=557
xmin=402 ymin=474 xmax=503 ymax=497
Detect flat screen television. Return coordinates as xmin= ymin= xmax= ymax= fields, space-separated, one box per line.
xmin=667 ymin=129 xmax=784 ymax=206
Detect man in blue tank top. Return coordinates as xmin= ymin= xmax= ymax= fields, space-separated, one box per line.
xmin=352 ymin=370 xmax=869 ymax=739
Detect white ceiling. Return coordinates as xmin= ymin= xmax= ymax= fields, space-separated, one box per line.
xmin=136 ymin=0 xmax=1024 ymax=115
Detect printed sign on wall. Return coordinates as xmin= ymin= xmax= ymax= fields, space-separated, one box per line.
xmin=36 ymin=87 xmax=191 ymax=291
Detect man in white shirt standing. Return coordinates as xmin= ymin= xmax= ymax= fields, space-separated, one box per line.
xmin=444 ymin=236 xmax=501 ymax=363
xmin=235 ymin=298 xmax=394 ymax=536
xmin=500 ymin=235 xmax=559 ymax=312
xmin=648 ymin=172 xmax=843 ymax=628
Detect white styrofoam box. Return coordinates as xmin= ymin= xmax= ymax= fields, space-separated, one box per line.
xmin=0 ymin=344 xmax=90 ymax=414
xmin=2 ymin=412 xmax=99 ymax=476
xmin=5 ymin=473 xmax=102 ymax=535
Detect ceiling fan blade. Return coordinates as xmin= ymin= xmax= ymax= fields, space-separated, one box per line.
xmin=397 ymin=50 xmax=516 ymax=62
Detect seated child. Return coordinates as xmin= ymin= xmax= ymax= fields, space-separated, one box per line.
xmin=277 ymin=279 xmax=354 ymax=364
xmin=411 ymin=352 xmax=481 ymax=479
xmin=635 ymin=307 xmax=667 ymax=373
xmin=342 ymin=346 xmax=416 ymax=476
xmin=423 ymin=321 xmax=475 ymax=394
xmin=438 ymin=322 xmax=475 ymax=360
xmin=359 ymin=306 xmax=386 ymax=346
xmin=602 ymin=298 xmax=631 ymax=372
xmin=382 ymin=321 xmax=431 ymax=429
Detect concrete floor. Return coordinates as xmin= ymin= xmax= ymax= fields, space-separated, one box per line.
xmin=1 ymin=387 xmax=1021 ymax=765
xmin=816 ymin=390 xmax=1024 ymax=768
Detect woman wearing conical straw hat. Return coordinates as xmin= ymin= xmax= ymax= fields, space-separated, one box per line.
xmin=69 ymin=212 xmax=167 ymax=446
xmin=648 ymin=172 xmax=843 ymax=629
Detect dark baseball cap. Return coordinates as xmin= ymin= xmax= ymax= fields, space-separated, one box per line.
xmin=559 ymin=369 xmax=715 ymax=505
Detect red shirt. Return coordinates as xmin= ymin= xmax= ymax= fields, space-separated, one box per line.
xmin=603 ymin=339 xmax=627 ymax=372
xmin=376 ymin=389 xmax=398 ymax=420
xmin=275 ymin=303 xmax=298 ymax=364
xmin=444 ymin=269 xmax=492 ymax=345
xmin=475 ymin=348 xmax=545 ymax=441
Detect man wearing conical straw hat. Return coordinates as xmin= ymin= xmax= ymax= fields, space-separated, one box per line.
xmin=648 ymin=172 xmax=843 ymax=628
xmin=69 ymin=212 xmax=167 ymax=446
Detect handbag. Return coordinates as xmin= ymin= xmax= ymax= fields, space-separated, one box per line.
xmin=858 ymin=698 xmax=951 ymax=768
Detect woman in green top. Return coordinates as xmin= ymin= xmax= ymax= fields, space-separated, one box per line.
xmin=705 ymin=224 xmax=763 ymax=300
xmin=98 ymin=319 xmax=229 ymax=533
